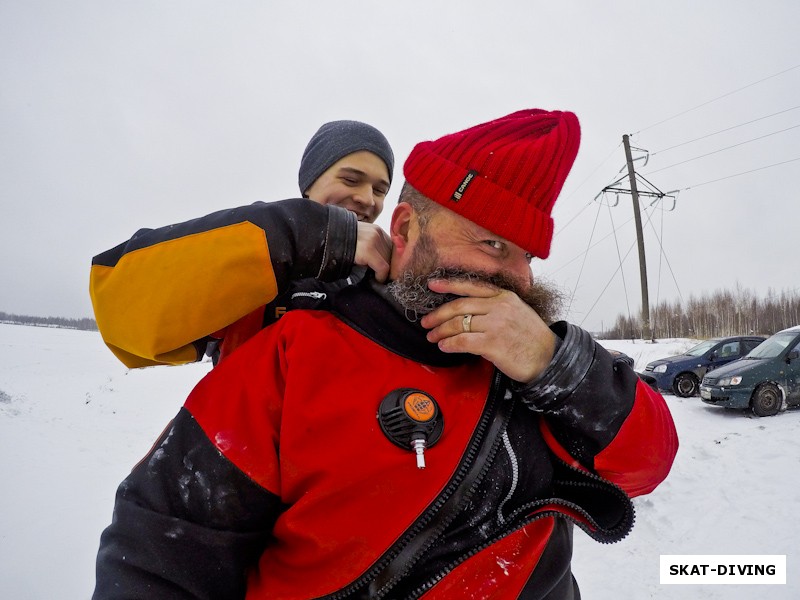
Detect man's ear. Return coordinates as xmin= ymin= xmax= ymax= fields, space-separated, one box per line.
xmin=389 ymin=201 xmax=415 ymax=258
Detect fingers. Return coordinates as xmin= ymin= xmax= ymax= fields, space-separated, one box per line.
xmin=366 ymin=252 xmax=391 ymax=283
xmin=419 ymin=283 xmax=556 ymax=382
xmin=420 ymin=284 xmax=509 ymax=331
xmin=426 ymin=278 xmax=501 ymax=299
xmin=355 ymin=222 xmax=392 ymax=282
xmin=425 ymin=312 xmax=483 ymax=344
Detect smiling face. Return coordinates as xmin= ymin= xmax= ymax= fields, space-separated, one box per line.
xmin=303 ymin=150 xmax=391 ymax=223
xmin=387 ymin=188 xmax=565 ymax=318
xmin=389 ymin=192 xmax=533 ymax=287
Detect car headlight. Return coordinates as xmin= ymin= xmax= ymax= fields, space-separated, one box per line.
xmin=718 ymin=376 xmax=742 ymax=386
xmin=653 ymin=364 xmax=667 ymax=373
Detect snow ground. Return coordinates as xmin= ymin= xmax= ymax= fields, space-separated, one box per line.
xmin=0 ymin=323 xmax=797 ymax=599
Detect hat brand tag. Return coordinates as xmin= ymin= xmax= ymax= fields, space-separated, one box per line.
xmin=451 ymin=170 xmax=478 ymax=202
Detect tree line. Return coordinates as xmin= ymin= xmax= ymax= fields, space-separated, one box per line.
xmin=4 ymin=285 xmax=800 ymax=340
xmin=600 ymin=286 xmax=800 ymax=340
xmin=0 ymin=311 xmax=98 ymax=331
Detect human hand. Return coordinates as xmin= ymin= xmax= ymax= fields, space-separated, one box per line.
xmin=355 ymin=222 xmax=392 ymax=282
xmin=420 ymin=278 xmax=557 ymax=383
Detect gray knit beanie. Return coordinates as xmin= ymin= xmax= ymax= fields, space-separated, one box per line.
xmin=298 ymin=120 xmax=394 ymax=195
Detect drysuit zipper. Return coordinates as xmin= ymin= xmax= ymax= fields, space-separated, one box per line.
xmin=320 ymin=370 xmax=509 ymax=600
xmin=408 ymin=460 xmax=635 ymax=599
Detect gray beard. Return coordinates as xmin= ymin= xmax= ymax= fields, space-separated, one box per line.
xmin=387 ymin=267 xmax=466 ymax=317
xmin=387 ymin=266 xmax=564 ymax=324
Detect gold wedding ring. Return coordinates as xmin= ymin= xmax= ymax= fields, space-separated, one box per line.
xmin=462 ymin=314 xmax=473 ymax=333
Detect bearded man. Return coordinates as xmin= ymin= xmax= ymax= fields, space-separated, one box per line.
xmin=93 ymin=109 xmax=678 ymax=600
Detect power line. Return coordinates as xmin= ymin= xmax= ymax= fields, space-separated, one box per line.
xmin=554 ymin=142 xmax=623 ymax=238
xmin=575 ymin=238 xmax=636 ymax=329
xmin=548 ymin=213 xmax=636 ymax=276
xmin=645 ymin=203 xmax=684 ymax=306
xmin=553 ymin=201 xmax=594 ymax=239
xmin=634 ymin=64 xmax=800 ymax=134
xmin=651 ymin=105 xmax=800 ymax=155
xmin=679 ymin=156 xmax=800 ymax=190
xmin=577 ymin=203 xmax=662 ymax=329
xmin=605 ymin=199 xmax=633 ymax=326
xmin=561 ymin=142 xmax=622 ymax=202
xmin=566 ymin=200 xmax=604 ymax=320
xmin=644 ymin=123 xmax=800 ymax=175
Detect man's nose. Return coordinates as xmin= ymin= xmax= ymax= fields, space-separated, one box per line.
xmin=351 ymin=184 xmax=375 ymax=207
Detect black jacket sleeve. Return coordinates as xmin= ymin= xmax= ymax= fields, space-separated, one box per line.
xmin=93 ymin=408 xmax=283 ymax=600
xmin=513 ymin=322 xmax=638 ymax=466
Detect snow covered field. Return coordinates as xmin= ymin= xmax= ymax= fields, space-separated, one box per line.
xmin=1 ymin=323 xmax=797 ymax=599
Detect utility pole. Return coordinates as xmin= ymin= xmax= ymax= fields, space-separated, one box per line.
xmin=595 ymin=140 xmax=675 ymax=341
xmin=622 ymin=134 xmax=652 ymax=341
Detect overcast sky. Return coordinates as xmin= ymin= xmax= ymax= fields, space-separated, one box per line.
xmin=1 ymin=0 xmax=798 ymax=333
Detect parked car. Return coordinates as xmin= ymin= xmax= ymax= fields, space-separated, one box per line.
xmin=636 ymin=370 xmax=660 ymax=392
xmin=643 ymin=335 xmax=766 ymax=397
xmin=700 ymin=326 xmax=800 ymax=417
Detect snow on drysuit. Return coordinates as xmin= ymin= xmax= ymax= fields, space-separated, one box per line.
xmin=93 ymin=274 xmax=678 ymax=599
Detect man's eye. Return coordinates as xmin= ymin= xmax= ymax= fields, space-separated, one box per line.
xmin=374 ymin=187 xmax=388 ymax=197
xmin=525 ymin=252 xmax=533 ymax=264
xmin=484 ymin=240 xmax=503 ymax=250
xmin=341 ymin=177 xmax=358 ymax=185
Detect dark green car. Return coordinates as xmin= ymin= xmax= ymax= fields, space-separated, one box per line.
xmin=699 ymin=326 xmax=800 ymax=416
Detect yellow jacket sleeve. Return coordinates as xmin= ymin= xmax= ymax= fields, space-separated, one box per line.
xmin=89 ymin=199 xmax=357 ymax=368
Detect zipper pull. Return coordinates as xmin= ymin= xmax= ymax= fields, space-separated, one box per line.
xmin=290 ymin=291 xmax=327 ymax=300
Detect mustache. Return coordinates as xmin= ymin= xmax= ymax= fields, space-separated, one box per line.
xmin=388 ymin=266 xmax=564 ymax=323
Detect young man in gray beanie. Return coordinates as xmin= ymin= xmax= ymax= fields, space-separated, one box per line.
xmin=299 ymin=119 xmax=394 ymax=223
xmin=299 ymin=120 xmax=394 ymax=223
xmin=90 ymin=120 xmax=395 ymax=367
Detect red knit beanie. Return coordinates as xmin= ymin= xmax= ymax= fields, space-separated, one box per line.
xmin=403 ymin=109 xmax=580 ymax=259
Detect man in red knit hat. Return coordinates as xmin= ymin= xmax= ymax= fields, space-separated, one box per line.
xmin=94 ymin=109 xmax=677 ymax=600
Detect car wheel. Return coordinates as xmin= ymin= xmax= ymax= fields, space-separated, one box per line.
xmin=672 ymin=373 xmax=699 ymax=397
xmin=750 ymin=383 xmax=781 ymax=417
